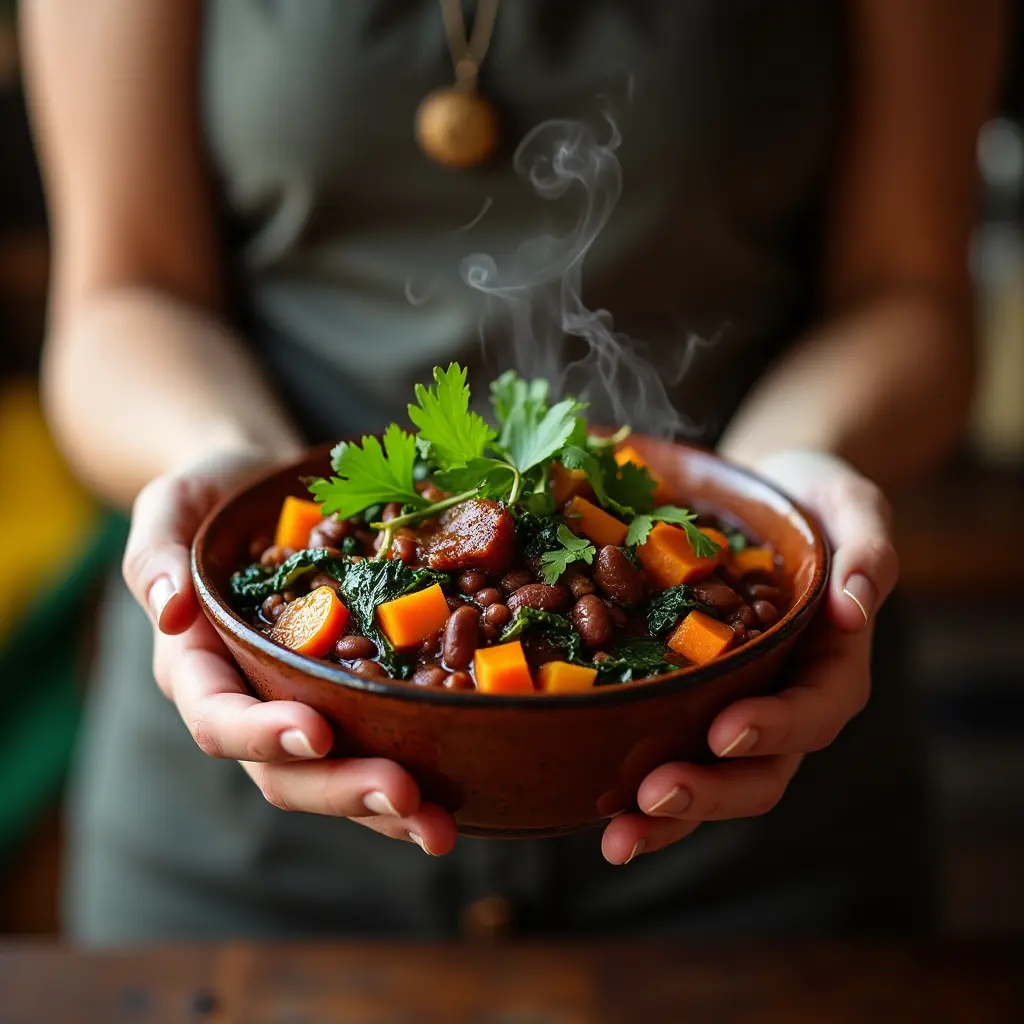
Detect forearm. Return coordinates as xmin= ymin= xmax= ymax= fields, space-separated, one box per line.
xmin=718 ymin=289 xmax=976 ymax=489
xmin=42 ymin=287 xmax=303 ymax=509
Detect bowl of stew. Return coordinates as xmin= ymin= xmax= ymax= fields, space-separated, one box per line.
xmin=192 ymin=367 xmax=829 ymax=837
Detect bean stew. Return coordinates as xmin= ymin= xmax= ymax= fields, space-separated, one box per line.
xmin=227 ymin=365 xmax=789 ymax=694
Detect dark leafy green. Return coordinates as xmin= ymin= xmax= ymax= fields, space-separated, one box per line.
xmin=646 ymin=585 xmax=710 ymax=638
xmin=515 ymin=512 xmax=564 ymax=561
xmin=725 ymin=527 xmax=748 ymax=554
xmin=337 ymin=560 xmax=449 ymax=678
xmin=592 ymin=636 xmax=675 ymax=685
xmin=229 ymin=549 xmax=347 ymax=606
xmin=501 ymin=607 xmax=583 ymax=662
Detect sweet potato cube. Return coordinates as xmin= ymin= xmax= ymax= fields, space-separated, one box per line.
xmin=565 ymin=496 xmax=628 ymax=548
xmin=551 ymin=462 xmax=590 ymax=505
xmin=729 ymin=546 xmax=776 ymax=578
xmin=537 ymin=661 xmax=598 ymax=694
xmin=667 ymin=610 xmax=735 ymax=665
xmin=376 ymin=584 xmax=450 ymax=649
xmin=474 ymin=641 xmax=535 ymax=694
xmin=274 ymin=496 xmax=325 ymax=551
xmin=636 ymin=522 xmax=724 ymax=588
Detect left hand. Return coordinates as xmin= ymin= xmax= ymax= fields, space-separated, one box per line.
xmin=601 ymin=450 xmax=900 ymax=865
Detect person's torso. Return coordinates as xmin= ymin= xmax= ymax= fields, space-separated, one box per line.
xmin=202 ymin=0 xmax=843 ymax=442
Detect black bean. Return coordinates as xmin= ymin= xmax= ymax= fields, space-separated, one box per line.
xmin=483 ymin=603 xmax=512 ymax=628
xmin=571 ymin=594 xmax=613 ymax=649
xmin=605 ymin=601 xmax=627 ymax=627
xmin=307 ymin=572 xmax=340 ymax=592
xmin=443 ymin=605 xmax=480 ymax=670
xmin=349 ymin=658 xmax=388 ymax=679
xmin=381 ymin=502 xmax=403 ymax=522
xmin=259 ymin=545 xmax=293 ymax=568
xmin=391 ymin=534 xmax=418 ymax=564
xmin=249 ymin=536 xmax=272 ymax=561
xmin=692 ymin=578 xmax=743 ymax=614
xmin=281 ymin=589 xmax=301 ymax=603
xmin=499 ymin=569 xmax=534 ymax=594
xmin=746 ymin=583 xmax=784 ymax=605
xmin=445 ymin=670 xmax=474 ymax=691
xmin=261 ymin=594 xmax=285 ymax=621
xmin=335 ymin=634 xmax=377 ymax=660
xmin=309 ymin=518 xmax=351 ymax=549
xmin=480 ymin=622 xmax=500 ymax=642
xmin=728 ymin=605 xmax=759 ymax=630
xmin=458 ymin=570 xmax=488 ymax=596
xmin=752 ymin=600 xmax=779 ymax=628
xmin=593 ymin=546 xmax=644 ymax=606
xmin=420 ymin=629 xmax=444 ymax=658
xmin=565 ymin=570 xmax=596 ymax=598
xmin=412 ymin=665 xmax=449 ymax=688
xmin=507 ymin=584 xmax=570 ymax=614
xmin=446 ymin=594 xmax=466 ymax=612
xmin=474 ymin=587 xmax=502 ymax=607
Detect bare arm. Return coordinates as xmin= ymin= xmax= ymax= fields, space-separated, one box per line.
xmin=21 ymin=0 xmax=300 ymax=510
xmin=719 ymin=0 xmax=1008 ymax=489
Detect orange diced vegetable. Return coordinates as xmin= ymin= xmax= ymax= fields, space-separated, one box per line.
xmin=667 ymin=609 xmax=735 ymax=665
xmin=474 ymin=641 xmax=535 ymax=694
xmin=551 ymin=462 xmax=589 ymax=505
xmin=537 ymin=661 xmax=598 ymax=694
xmin=271 ymin=586 xmax=350 ymax=657
xmin=730 ymin=546 xmax=776 ymax=578
xmin=565 ymin=496 xmax=628 ymax=548
xmin=636 ymin=522 xmax=725 ymax=588
xmin=376 ymin=583 xmax=450 ymax=648
xmin=615 ymin=445 xmax=669 ymax=501
xmin=701 ymin=528 xmax=730 ymax=568
xmin=275 ymin=496 xmax=326 ymax=551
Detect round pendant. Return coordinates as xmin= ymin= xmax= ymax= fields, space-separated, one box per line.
xmin=415 ymin=86 xmax=499 ymax=169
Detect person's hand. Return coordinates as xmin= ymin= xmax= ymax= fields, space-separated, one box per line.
xmin=121 ymin=446 xmax=458 ymax=856
xmin=601 ymin=450 xmax=898 ymax=865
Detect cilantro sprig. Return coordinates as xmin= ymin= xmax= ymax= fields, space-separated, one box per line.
xmin=306 ymin=362 xmax=714 ymax=562
xmin=538 ymin=525 xmax=596 ymax=585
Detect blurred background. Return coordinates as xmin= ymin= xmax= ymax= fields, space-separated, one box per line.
xmin=0 ymin=2 xmax=1021 ymax=939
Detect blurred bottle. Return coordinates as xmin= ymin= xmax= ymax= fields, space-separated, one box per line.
xmin=970 ymin=117 xmax=1024 ymax=467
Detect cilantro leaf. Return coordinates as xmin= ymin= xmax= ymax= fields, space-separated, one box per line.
xmin=432 ymin=457 xmax=514 ymax=497
xmin=309 ymin=424 xmax=425 ymax=520
xmin=490 ymin=371 xmax=551 ymax=434
xmin=646 ymin=585 xmax=711 ymax=637
xmin=625 ymin=506 xmax=720 ymax=558
xmin=558 ymin=445 xmax=636 ymax=517
xmin=605 ymin=460 xmax=657 ymax=515
xmin=408 ymin=363 xmax=496 ymax=471
xmin=503 ymin=397 xmax=580 ymax=473
xmin=538 ymin=524 xmax=596 ymax=585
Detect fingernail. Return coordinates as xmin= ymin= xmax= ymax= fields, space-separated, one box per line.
xmin=645 ymin=786 xmax=691 ymax=817
xmin=148 ymin=575 xmax=177 ymax=625
xmin=718 ymin=726 xmax=760 ymax=758
xmin=408 ymin=831 xmax=434 ymax=855
xmin=279 ymin=729 xmax=320 ymax=759
xmin=842 ymin=573 xmax=875 ymax=626
xmin=622 ymin=839 xmax=646 ymax=865
xmin=363 ymin=791 xmax=400 ymax=817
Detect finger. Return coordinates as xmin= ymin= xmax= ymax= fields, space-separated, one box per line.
xmin=240 ymin=756 xmax=425 ymax=821
xmin=707 ymin=627 xmax=871 ymax=757
xmin=818 ymin=475 xmax=899 ymax=633
xmin=122 ymin=475 xmax=201 ymax=635
xmin=358 ymin=802 xmax=459 ymax=857
xmin=636 ymin=755 xmax=803 ymax=821
xmin=156 ymin=621 xmax=334 ymax=762
xmin=602 ymin=814 xmax=701 ymax=864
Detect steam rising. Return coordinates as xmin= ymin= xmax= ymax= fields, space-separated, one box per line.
xmin=461 ymin=115 xmax=708 ymax=438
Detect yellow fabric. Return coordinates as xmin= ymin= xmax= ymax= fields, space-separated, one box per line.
xmin=0 ymin=381 xmax=98 ymax=642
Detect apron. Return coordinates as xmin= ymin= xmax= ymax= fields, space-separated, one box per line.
xmin=64 ymin=0 xmax=935 ymax=943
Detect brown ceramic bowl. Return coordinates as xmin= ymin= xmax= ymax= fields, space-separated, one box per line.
xmin=192 ymin=437 xmax=829 ymax=838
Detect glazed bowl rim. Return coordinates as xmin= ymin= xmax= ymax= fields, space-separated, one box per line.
xmin=191 ymin=439 xmax=830 ymax=710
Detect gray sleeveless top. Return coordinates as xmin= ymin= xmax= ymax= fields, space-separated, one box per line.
xmin=202 ymin=0 xmax=842 ymax=444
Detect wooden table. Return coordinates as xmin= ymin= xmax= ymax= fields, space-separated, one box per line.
xmin=0 ymin=941 xmax=1021 ymax=1023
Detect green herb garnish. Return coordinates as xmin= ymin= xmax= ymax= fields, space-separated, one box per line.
xmin=538 ymin=525 xmax=596 ymax=585
xmin=625 ymin=506 xmax=721 ymax=559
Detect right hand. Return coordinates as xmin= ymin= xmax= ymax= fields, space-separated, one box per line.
xmin=121 ymin=446 xmax=458 ymax=856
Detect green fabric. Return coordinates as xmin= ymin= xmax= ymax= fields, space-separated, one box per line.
xmin=0 ymin=512 xmax=128 ymax=867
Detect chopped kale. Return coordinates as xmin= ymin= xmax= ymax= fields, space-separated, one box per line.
xmin=514 ymin=512 xmax=564 ymax=561
xmin=229 ymin=548 xmax=347 ymax=606
xmin=591 ymin=636 xmax=674 ymax=685
xmin=501 ymin=607 xmax=583 ymax=662
xmin=646 ymin=585 xmax=710 ymax=638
